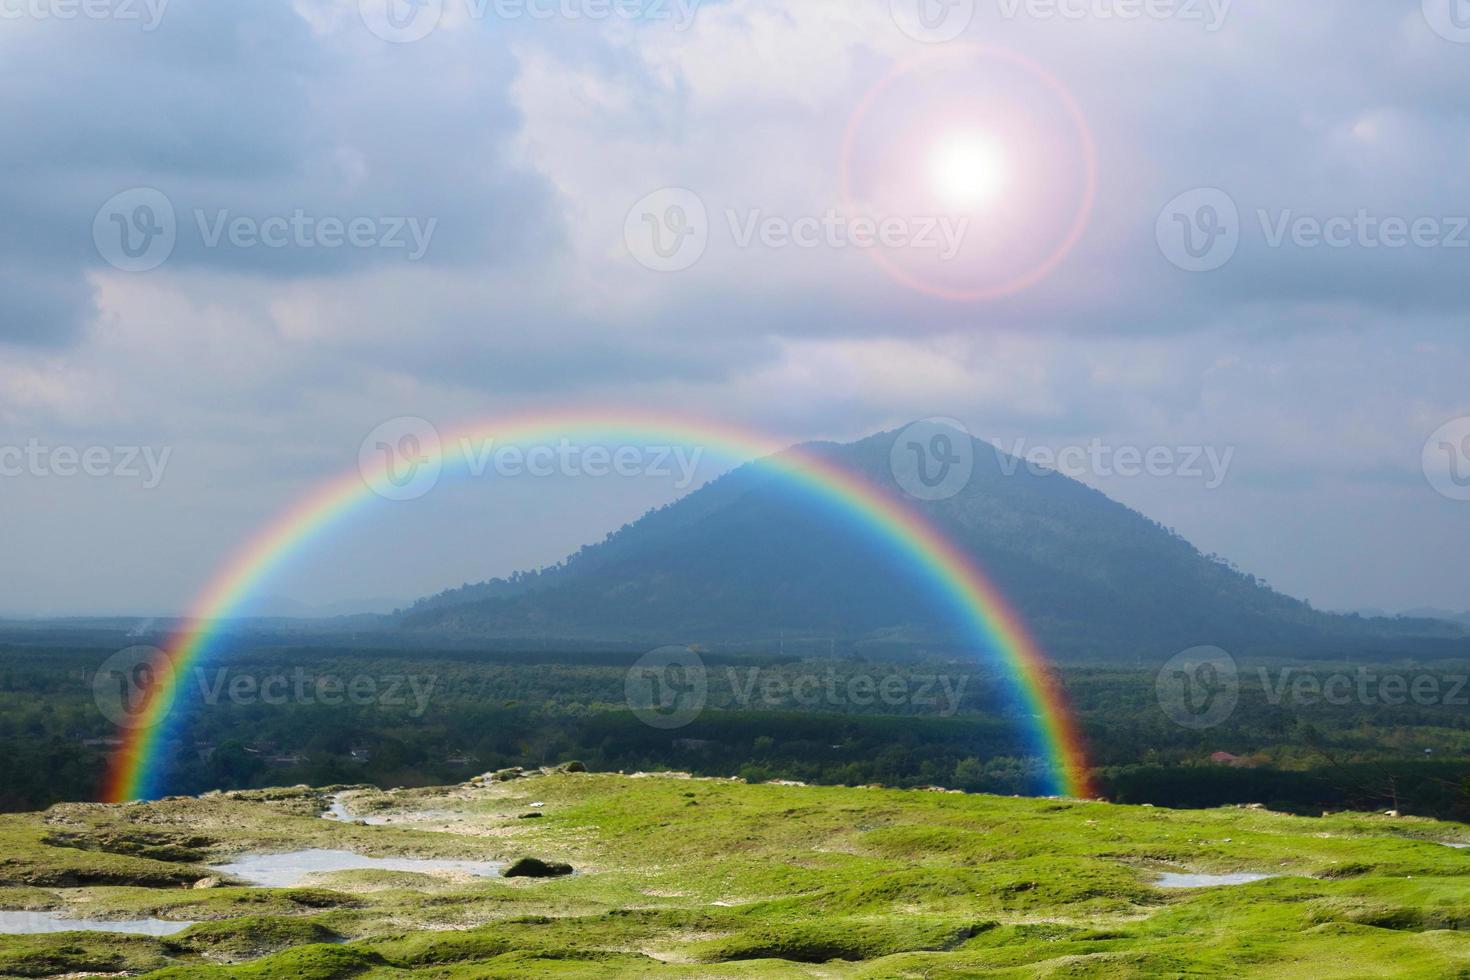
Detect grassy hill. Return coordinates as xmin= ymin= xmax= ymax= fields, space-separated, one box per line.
xmin=402 ymin=427 xmax=1463 ymax=662
xmin=1 ymin=772 xmax=1468 ymax=976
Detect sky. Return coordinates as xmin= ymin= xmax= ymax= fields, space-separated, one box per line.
xmin=2 ymin=0 xmax=1469 ymax=616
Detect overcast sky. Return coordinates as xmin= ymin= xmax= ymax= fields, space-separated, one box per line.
xmin=2 ymin=0 xmax=1469 ymax=616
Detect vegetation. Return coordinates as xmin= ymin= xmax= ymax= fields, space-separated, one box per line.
xmin=0 ymin=773 xmax=1467 ymax=976
xmin=2 ymin=633 xmax=1468 ymax=820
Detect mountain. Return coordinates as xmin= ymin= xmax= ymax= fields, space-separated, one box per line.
xmin=401 ymin=426 xmax=1466 ymax=661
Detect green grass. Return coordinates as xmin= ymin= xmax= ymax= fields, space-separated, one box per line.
xmin=0 ymin=774 xmax=1466 ymax=976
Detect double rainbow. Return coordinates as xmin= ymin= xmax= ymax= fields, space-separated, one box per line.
xmin=102 ymin=411 xmax=1095 ymax=802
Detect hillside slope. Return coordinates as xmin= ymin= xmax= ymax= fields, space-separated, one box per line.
xmin=403 ymin=426 xmax=1459 ymax=661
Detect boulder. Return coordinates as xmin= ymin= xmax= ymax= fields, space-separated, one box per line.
xmin=504 ymin=857 xmax=574 ymax=878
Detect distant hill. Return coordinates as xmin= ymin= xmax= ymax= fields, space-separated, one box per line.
xmin=1400 ymin=607 xmax=1470 ymax=627
xmin=402 ymin=426 xmax=1466 ymax=662
xmin=234 ymin=595 xmax=408 ymax=619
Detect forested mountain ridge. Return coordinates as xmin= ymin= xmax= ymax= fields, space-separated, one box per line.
xmin=402 ymin=427 xmax=1463 ymax=661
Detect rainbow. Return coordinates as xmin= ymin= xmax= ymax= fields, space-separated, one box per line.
xmin=103 ymin=410 xmax=1095 ymax=802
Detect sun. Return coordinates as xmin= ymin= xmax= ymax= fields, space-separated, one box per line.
xmin=928 ymin=132 xmax=1009 ymax=210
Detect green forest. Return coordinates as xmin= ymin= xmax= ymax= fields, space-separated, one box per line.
xmin=3 ymin=630 xmax=1466 ymax=821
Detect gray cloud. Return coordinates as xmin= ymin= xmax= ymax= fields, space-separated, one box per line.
xmin=0 ymin=0 xmax=1467 ymax=614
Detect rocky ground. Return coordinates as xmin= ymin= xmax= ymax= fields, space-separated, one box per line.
xmin=0 ymin=769 xmax=1468 ymax=976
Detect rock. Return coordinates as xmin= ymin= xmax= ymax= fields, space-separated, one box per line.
xmin=518 ymin=812 xmax=544 ymax=819
xmin=559 ymin=761 xmax=587 ymax=773
xmin=494 ymin=768 xmax=524 ymax=782
xmin=1385 ymin=810 xmax=1401 ymax=818
xmin=193 ymin=876 xmax=221 ymax=889
xmin=504 ymin=857 xmax=574 ymax=878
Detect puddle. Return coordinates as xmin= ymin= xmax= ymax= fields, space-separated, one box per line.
xmin=0 ymin=910 xmax=196 ymax=936
xmin=1443 ymin=842 xmax=1469 ymax=849
xmin=1155 ymin=872 xmax=1275 ymax=889
xmin=322 ymin=794 xmax=450 ymax=826
xmin=322 ymin=797 xmax=389 ymax=824
xmin=210 ymin=849 xmax=500 ymax=888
